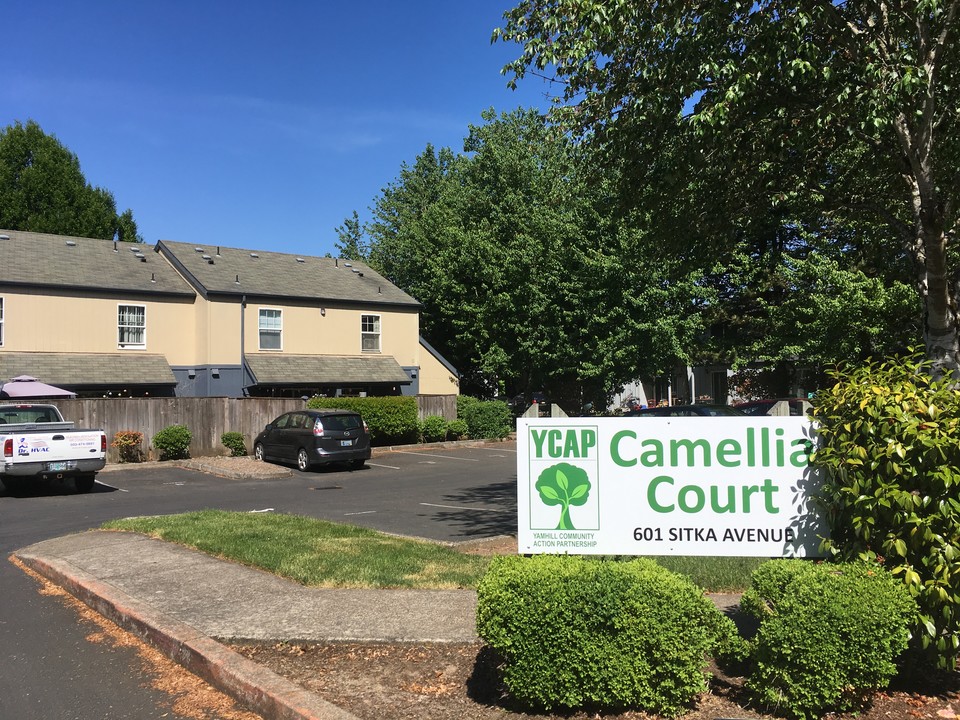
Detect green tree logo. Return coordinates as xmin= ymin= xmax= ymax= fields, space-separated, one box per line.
xmin=535 ymin=462 xmax=592 ymax=530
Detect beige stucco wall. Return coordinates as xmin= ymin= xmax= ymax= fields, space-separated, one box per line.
xmin=0 ymin=290 xmax=197 ymax=364
xmin=237 ymin=300 xmax=421 ymax=365
xmin=417 ymin=343 xmax=460 ymax=395
xmin=1 ymin=289 xmax=456 ymax=396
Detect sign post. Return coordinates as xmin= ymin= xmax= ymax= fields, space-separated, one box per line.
xmin=517 ymin=417 xmax=826 ymax=557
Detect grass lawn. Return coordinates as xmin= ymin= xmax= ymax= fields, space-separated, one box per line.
xmin=104 ymin=510 xmax=761 ymax=591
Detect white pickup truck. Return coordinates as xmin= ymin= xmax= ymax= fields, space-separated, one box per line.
xmin=0 ymin=403 xmax=107 ymax=493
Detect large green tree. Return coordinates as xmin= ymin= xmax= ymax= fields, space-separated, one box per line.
xmin=495 ymin=1 xmax=960 ymax=374
xmin=360 ymin=109 xmax=707 ymax=406
xmin=0 ymin=120 xmax=142 ymax=241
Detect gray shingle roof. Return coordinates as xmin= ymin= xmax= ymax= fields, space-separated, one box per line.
xmin=246 ymin=354 xmax=411 ymax=385
xmin=0 ymin=352 xmax=176 ymax=386
xmin=0 ymin=230 xmax=194 ymax=297
xmin=158 ymin=240 xmax=420 ymax=307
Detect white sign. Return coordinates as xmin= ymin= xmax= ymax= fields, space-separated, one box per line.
xmin=517 ymin=417 xmax=827 ymax=557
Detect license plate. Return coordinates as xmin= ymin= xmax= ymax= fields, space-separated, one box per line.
xmin=47 ymin=462 xmax=68 ymax=471
xmin=340 ymin=440 xmax=353 ymax=447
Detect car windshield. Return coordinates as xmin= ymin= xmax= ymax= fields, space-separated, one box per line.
xmin=700 ymin=405 xmax=745 ymax=416
xmin=317 ymin=414 xmax=363 ymax=431
xmin=0 ymin=406 xmax=57 ymax=423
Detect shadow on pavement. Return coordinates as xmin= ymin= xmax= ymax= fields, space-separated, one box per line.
xmin=421 ymin=480 xmax=518 ymax=539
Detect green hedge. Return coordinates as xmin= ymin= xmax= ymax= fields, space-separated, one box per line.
xmin=306 ymin=396 xmax=418 ymax=445
xmin=741 ymin=560 xmax=916 ymax=720
xmin=476 ymin=555 xmax=738 ymax=717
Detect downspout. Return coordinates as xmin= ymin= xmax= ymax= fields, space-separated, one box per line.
xmin=240 ymin=295 xmax=248 ymax=396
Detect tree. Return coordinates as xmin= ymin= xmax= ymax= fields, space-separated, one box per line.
xmin=495 ymin=1 xmax=960 ymax=374
xmin=0 ymin=120 xmax=142 ymax=241
xmin=333 ymin=210 xmax=368 ymax=260
xmin=363 ymin=109 xmax=707 ymax=407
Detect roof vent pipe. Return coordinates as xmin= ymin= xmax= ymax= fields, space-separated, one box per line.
xmin=114 ymin=241 xmax=118 ymax=252
xmin=235 ymin=274 xmax=240 ymax=284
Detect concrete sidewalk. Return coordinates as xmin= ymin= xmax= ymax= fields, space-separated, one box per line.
xmin=15 ymin=530 xmax=479 ymax=720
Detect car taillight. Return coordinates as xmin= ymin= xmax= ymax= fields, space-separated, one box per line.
xmin=313 ymin=420 xmax=324 ymax=437
xmin=101 ymin=434 xmax=107 ymax=453
xmin=3 ymin=438 xmax=12 ymax=458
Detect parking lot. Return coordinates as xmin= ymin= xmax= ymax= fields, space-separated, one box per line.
xmin=2 ymin=440 xmax=520 ymax=547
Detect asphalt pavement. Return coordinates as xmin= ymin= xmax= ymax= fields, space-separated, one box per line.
xmin=15 ymin=529 xmax=478 ymax=720
xmin=10 ymin=444 xmax=741 ymax=720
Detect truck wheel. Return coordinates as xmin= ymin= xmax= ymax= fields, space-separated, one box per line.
xmin=0 ymin=477 xmax=25 ymax=493
xmin=74 ymin=474 xmax=96 ymax=493
xmin=297 ymin=448 xmax=312 ymax=472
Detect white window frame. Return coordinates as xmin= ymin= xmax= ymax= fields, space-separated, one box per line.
xmin=259 ymin=307 xmax=283 ymax=351
xmin=0 ymin=296 xmax=4 ymax=347
xmin=117 ymin=303 xmax=146 ymax=349
xmin=361 ymin=314 xmax=381 ymax=353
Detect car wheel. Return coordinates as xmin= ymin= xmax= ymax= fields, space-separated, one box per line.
xmin=75 ymin=474 xmax=96 ymax=493
xmin=254 ymin=443 xmax=265 ymax=461
xmin=297 ymin=448 xmax=311 ymax=472
xmin=349 ymin=459 xmax=365 ymax=470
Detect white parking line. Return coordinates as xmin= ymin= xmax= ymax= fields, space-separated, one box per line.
xmin=395 ymin=451 xmax=480 ymax=462
xmin=420 ymin=502 xmax=506 ymax=513
xmin=476 ymin=447 xmax=517 ymax=453
xmin=94 ymin=480 xmax=128 ymax=492
xmin=344 ymin=510 xmax=377 ymax=516
xmin=368 ymin=462 xmax=401 ymax=469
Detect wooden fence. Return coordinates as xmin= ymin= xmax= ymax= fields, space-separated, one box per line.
xmin=54 ymin=395 xmax=458 ymax=462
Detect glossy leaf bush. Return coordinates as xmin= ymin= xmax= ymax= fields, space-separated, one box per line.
xmin=111 ymin=430 xmax=144 ymax=463
xmin=811 ymin=351 xmax=960 ymax=669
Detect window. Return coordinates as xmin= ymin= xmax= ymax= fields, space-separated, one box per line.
xmin=0 ymin=297 xmax=4 ymax=347
xmin=361 ymin=314 xmax=380 ymax=353
xmin=259 ymin=308 xmax=282 ymax=350
xmin=118 ymin=304 xmax=146 ymax=348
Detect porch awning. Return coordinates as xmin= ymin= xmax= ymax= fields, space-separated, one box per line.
xmin=245 ymin=354 xmax=411 ymax=385
xmin=0 ymin=352 xmax=177 ymax=386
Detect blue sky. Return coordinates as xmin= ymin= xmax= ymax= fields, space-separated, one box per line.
xmin=4 ymin=1 xmax=552 ymax=257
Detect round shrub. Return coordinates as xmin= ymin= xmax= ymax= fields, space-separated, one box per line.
xmin=477 ymin=555 xmax=739 ymax=716
xmin=447 ymin=418 xmax=468 ymax=440
xmin=742 ymin=560 xmax=917 ymax=720
xmin=220 ymin=431 xmax=247 ymax=457
xmin=462 ymin=399 xmax=512 ymax=440
xmin=111 ymin=430 xmax=144 ymax=463
xmin=152 ymin=424 xmax=192 ymax=460
xmin=419 ymin=415 xmax=448 ymax=443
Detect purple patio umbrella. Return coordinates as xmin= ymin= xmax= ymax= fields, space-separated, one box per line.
xmin=0 ymin=375 xmax=76 ymax=399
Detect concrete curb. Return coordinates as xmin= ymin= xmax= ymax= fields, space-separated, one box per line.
xmin=15 ymin=549 xmax=359 ymax=720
